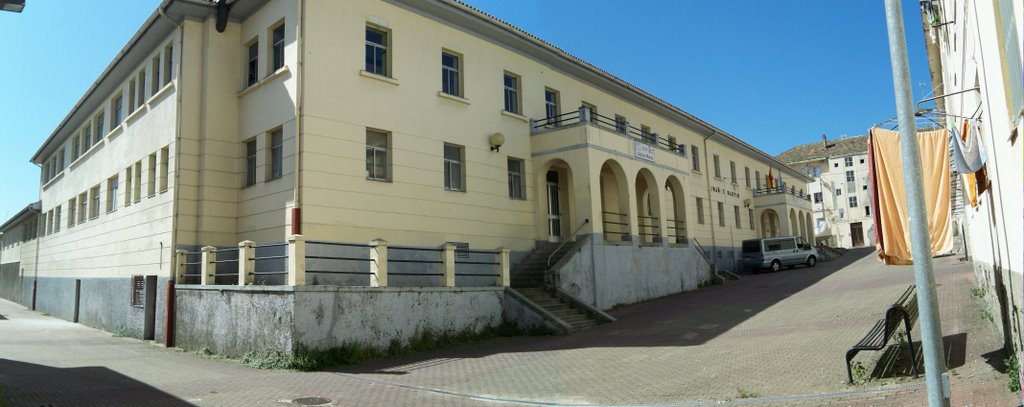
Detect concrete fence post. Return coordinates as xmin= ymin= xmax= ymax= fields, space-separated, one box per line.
xmin=441 ymin=243 xmax=456 ymax=287
xmin=369 ymin=238 xmax=388 ymax=288
xmin=287 ymin=234 xmax=305 ymax=286
xmin=497 ymin=248 xmax=510 ymax=287
xmin=175 ymin=249 xmax=187 ymax=283
xmin=200 ymin=246 xmax=216 ymax=285
xmin=238 ymin=240 xmax=255 ymax=286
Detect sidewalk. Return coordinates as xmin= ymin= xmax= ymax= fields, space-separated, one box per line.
xmin=0 ymin=248 xmax=1019 ymax=406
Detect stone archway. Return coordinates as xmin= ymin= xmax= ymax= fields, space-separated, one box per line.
xmin=789 ymin=208 xmax=798 ymax=237
xmin=664 ymin=175 xmax=687 ymax=243
xmin=599 ymin=160 xmax=630 ymax=241
xmin=635 ymin=168 xmax=661 ymax=243
xmin=760 ymin=209 xmax=780 ymax=238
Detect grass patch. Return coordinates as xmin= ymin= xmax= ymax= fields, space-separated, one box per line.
xmin=736 ymin=387 xmax=758 ymax=398
xmin=112 ymin=326 xmax=131 ymax=338
xmin=850 ymin=360 xmax=869 ymax=384
xmin=970 ymin=286 xmax=986 ymax=298
xmin=1007 ymin=355 xmax=1020 ymax=393
xmin=240 ymin=321 xmax=552 ymax=371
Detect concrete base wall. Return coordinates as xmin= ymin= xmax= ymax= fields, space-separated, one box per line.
xmin=0 ymin=263 xmax=21 ymax=304
xmin=971 ymin=260 xmax=1023 ymax=355
xmin=174 ymin=285 xmax=510 ymax=357
xmin=19 ymin=276 xmax=169 ymax=342
xmin=557 ymin=234 xmax=712 ymax=310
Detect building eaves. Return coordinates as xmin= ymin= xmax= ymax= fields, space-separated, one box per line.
xmin=424 ymin=0 xmax=814 ymax=184
xmin=0 ymin=201 xmax=41 ymax=233
xmin=30 ymin=0 xmax=221 ymax=164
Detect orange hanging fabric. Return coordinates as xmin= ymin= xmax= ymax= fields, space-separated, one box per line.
xmin=868 ymin=127 xmax=953 ymax=265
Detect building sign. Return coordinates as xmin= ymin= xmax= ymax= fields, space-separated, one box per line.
xmin=634 ymin=141 xmax=655 ymax=162
xmin=711 ymin=186 xmax=741 ymax=198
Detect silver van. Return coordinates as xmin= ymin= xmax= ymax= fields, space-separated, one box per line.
xmin=740 ymin=236 xmax=817 ymax=273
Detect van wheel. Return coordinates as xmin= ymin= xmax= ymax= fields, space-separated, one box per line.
xmin=770 ymin=260 xmax=781 ymax=272
xmin=807 ymin=256 xmax=817 ymax=267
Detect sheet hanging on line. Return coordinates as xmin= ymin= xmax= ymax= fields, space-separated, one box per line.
xmin=950 ymin=119 xmax=987 ymax=173
xmin=869 ymin=128 xmax=953 ymax=265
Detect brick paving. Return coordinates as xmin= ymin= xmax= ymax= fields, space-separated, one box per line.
xmin=0 ymin=247 xmax=1019 ymax=406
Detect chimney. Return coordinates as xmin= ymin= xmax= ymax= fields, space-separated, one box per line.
xmin=821 ymin=134 xmax=827 ymax=148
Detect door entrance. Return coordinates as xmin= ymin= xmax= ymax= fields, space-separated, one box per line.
xmin=850 ymin=222 xmax=864 ymax=247
xmin=546 ymin=170 xmax=562 ymax=242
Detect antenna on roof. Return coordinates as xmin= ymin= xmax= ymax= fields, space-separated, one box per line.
xmin=216 ymin=0 xmax=232 ymax=33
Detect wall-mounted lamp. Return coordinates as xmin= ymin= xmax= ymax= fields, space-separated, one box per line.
xmin=489 ymin=132 xmax=505 ymax=152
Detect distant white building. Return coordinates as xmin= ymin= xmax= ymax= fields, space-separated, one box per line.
xmin=777 ymin=135 xmax=875 ymax=248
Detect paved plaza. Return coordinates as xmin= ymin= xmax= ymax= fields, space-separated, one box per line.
xmin=0 ymin=247 xmax=1019 ymax=406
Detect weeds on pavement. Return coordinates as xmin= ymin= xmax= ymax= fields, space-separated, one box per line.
xmin=1006 ymin=355 xmax=1020 ymax=393
xmin=970 ymin=286 xmax=985 ymax=298
xmin=736 ymin=388 xmax=758 ymax=398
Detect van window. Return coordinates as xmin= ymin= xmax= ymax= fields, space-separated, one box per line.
xmin=742 ymin=240 xmax=761 ymax=253
xmin=765 ymin=239 xmax=783 ymax=251
xmin=778 ymin=239 xmax=796 ymax=250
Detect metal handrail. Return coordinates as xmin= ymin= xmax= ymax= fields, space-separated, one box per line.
xmin=547 ymin=218 xmax=589 ymax=268
xmin=690 ymin=237 xmax=711 ymax=265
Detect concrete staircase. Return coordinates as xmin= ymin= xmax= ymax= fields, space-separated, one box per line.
xmin=510 ymin=242 xmax=569 ymax=289
xmin=516 ymin=287 xmax=599 ymax=331
xmin=510 ymin=241 xmax=603 ymax=332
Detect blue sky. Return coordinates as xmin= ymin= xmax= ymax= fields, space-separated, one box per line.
xmin=0 ymin=0 xmax=933 ymax=221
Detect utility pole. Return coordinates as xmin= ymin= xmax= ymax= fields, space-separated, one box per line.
xmin=882 ymin=1 xmax=950 ymax=406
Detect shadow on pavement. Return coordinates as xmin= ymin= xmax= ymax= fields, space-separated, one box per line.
xmin=339 ymin=248 xmax=877 ymax=374
xmin=0 ymin=359 xmax=193 ymax=406
xmin=981 ymin=348 xmax=1009 ymax=373
xmin=872 ymin=332 xmax=968 ymax=380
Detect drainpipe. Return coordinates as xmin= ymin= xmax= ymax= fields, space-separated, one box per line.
xmin=160 ymin=2 xmax=184 ymax=348
xmin=702 ymin=129 xmax=717 ymax=270
xmin=292 ymin=0 xmax=305 ymax=236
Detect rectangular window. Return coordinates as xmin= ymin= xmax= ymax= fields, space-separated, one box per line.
xmin=812 ymin=166 xmax=821 ymax=177
xmin=90 ymin=185 xmax=101 ymax=219
xmin=244 ymin=139 xmax=257 ymax=187
xmin=581 ymin=102 xmax=597 ymax=117
xmin=95 ymin=111 xmax=105 ymax=138
xmin=846 ymin=170 xmax=855 ymax=182
xmin=112 ymin=94 xmax=124 ymax=126
xmin=836 ymin=188 xmax=842 ymax=196
xmin=749 ymin=208 xmax=755 ymax=230
xmin=78 ymin=192 xmax=88 ymax=223
xmin=365 ymin=26 xmax=388 ymax=76
xmin=164 ymin=44 xmax=173 ymax=86
xmin=159 ymin=147 xmax=169 ymax=192
xmin=813 ymin=192 xmax=823 ymax=203
xmin=729 ymin=161 xmax=737 ymax=183
xmin=862 ymin=185 xmax=868 ymax=190
xmin=57 ymin=149 xmax=65 ymax=171
xmin=46 ymin=210 xmax=53 ymax=235
xmin=151 ymin=56 xmax=161 ymax=92
xmin=247 ymin=40 xmax=259 ymax=87
xmin=54 ymin=206 xmax=61 ymax=233
xmin=133 ymin=162 xmax=142 ymax=203
xmin=124 ymin=166 xmax=133 ymax=207
xmin=271 ymin=24 xmax=285 ymax=72
xmin=138 ymin=69 xmax=146 ymax=106
xmin=128 ymin=78 xmax=137 ymax=112
xmin=717 ymin=202 xmax=725 ymax=227
xmin=615 ymin=115 xmax=627 ymax=133
xmin=865 ymin=206 xmax=871 ymax=216
xmin=507 ymin=157 xmax=524 ymax=200
xmin=544 ymin=88 xmax=559 ymax=119
xmin=755 ymin=170 xmax=761 ymax=189
xmin=131 ymin=275 xmax=145 ymax=308
xmin=503 ymin=72 xmax=520 ymax=114
xmin=640 ymin=125 xmax=655 ymax=145
xmin=107 ymin=176 xmax=118 ymax=213
xmin=691 ymin=145 xmax=700 ymax=172
xmin=696 ymin=197 xmax=705 ymax=224
xmin=148 ymin=153 xmax=157 ymax=196
xmin=81 ymin=128 xmax=91 ymax=152
xmin=667 ymin=136 xmax=678 ymax=152
xmin=839 ymin=208 xmax=845 ymax=219
xmin=443 ymin=143 xmax=464 ymax=191
xmin=441 ymin=51 xmax=461 ymax=96
xmin=68 ymin=198 xmax=76 ymax=228
xmin=365 ymin=129 xmax=389 ymax=181
xmin=713 ymin=154 xmax=721 ymax=178
xmin=267 ymin=129 xmax=283 ymax=180
xmin=734 ymin=205 xmax=741 ymax=228
xmin=849 ymin=196 xmax=858 ymax=208
xmin=744 ymin=167 xmax=751 ymax=187
xmin=845 ymin=157 xmax=853 ymax=167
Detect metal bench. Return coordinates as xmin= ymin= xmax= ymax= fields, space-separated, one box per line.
xmin=845 ymin=285 xmax=919 ymax=383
